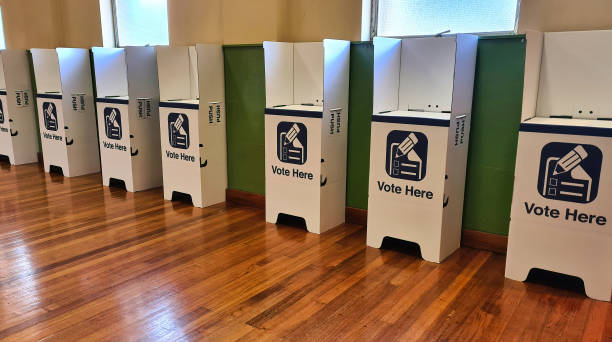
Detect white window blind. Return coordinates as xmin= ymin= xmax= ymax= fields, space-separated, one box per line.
xmin=114 ymin=0 xmax=169 ymax=46
xmin=377 ymin=0 xmax=519 ymax=37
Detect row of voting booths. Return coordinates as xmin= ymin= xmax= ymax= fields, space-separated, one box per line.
xmin=506 ymin=30 xmax=612 ymax=301
xmin=2 ymin=45 xmax=228 ymax=209
xmin=1 ymin=32 xmax=609 ymax=302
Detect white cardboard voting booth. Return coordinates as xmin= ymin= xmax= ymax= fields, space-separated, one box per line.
xmin=366 ymin=35 xmax=478 ymax=263
xmin=506 ymin=30 xmax=612 ymax=301
xmin=156 ymin=44 xmax=227 ymax=208
xmin=0 ymin=50 xmax=39 ymax=165
xmin=263 ymin=40 xmax=350 ymax=234
xmin=92 ymin=46 xmax=163 ymax=192
xmin=31 ymin=48 xmax=100 ymax=176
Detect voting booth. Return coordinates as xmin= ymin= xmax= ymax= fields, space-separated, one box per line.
xmin=263 ymin=40 xmax=350 ymax=234
xmin=156 ymin=44 xmax=227 ymax=207
xmin=92 ymin=47 xmax=162 ymax=192
xmin=31 ymin=48 xmax=100 ymax=176
xmin=505 ymin=30 xmax=612 ymax=301
xmin=0 ymin=50 xmax=39 ymax=165
xmin=366 ymin=35 xmax=478 ymax=263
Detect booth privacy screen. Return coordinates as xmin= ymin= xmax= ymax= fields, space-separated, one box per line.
xmin=377 ymin=0 xmax=518 ymax=36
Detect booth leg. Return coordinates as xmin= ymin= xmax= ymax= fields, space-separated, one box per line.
xmin=192 ymin=193 xmax=203 ymax=208
xmin=366 ymin=231 xmax=384 ymax=249
xmin=102 ymin=175 xmax=111 ymax=187
xmin=305 ymin=219 xmax=320 ymax=234
xmin=419 ymin=242 xmax=442 ymax=264
xmin=584 ymin=279 xmax=612 ymax=302
xmin=43 ymin=161 xmax=50 ymax=173
xmin=504 ymin=259 xmax=531 ymax=282
xmin=265 ymin=208 xmax=279 ymax=225
xmin=163 ymin=187 xmax=173 ymax=202
xmin=125 ymin=180 xmax=135 ymax=193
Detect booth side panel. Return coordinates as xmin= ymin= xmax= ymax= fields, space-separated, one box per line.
xmin=372 ymin=37 xmax=401 ymax=114
xmin=440 ymin=115 xmax=472 ymax=261
xmin=294 ymin=42 xmax=324 ymax=106
xmin=2 ymin=51 xmax=39 ymax=165
xmin=263 ymin=42 xmax=294 ymax=107
xmin=451 ymin=35 xmax=478 ymax=116
xmin=197 ymin=44 xmax=228 ymax=206
xmin=125 ymin=47 xmax=163 ymax=191
xmin=320 ymin=40 xmax=351 ymax=232
xmin=59 ymin=49 xmax=101 ymax=176
xmin=521 ymin=31 xmax=543 ymax=122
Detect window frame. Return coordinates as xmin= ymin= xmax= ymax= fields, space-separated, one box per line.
xmin=369 ymin=0 xmax=522 ymax=39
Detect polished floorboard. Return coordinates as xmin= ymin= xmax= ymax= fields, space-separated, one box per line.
xmin=0 ymin=162 xmax=610 ymax=341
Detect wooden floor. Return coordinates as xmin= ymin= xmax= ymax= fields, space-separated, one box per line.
xmin=0 ymin=162 xmax=610 ymax=342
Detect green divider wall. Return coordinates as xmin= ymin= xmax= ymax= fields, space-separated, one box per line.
xmin=223 ymin=36 xmax=526 ymax=236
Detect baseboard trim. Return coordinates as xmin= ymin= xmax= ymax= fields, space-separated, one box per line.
xmin=225 ymin=188 xmax=508 ymax=254
xmin=461 ymin=229 xmax=508 ymax=254
xmin=226 ymin=188 xmax=265 ymax=209
xmin=346 ymin=206 xmax=367 ymax=225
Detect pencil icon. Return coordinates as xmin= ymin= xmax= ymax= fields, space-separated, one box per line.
xmin=395 ymin=133 xmax=419 ymax=158
xmin=173 ymin=114 xmax=188 ymax=135
xmin=553 ymin=145 xmax=588 ymax=175
xmin=284 ymin=123 xmax=300 ymax=145
xmin=109 ymin=109 xmax=117 ymax=124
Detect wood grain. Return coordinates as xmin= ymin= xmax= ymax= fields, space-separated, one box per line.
xmin=0 ymin=163 xmax=609 ymax=341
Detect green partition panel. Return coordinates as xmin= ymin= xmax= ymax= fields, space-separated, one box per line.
xmin=462 ymin=36 xmax=526 ymax=236
xmin=345 ymin=42 xmax=373 ymax=209
xmin=223 ymin=36 xmax=526 ymax=236
xmin=224 ymin=45 xmax=266 ymax=195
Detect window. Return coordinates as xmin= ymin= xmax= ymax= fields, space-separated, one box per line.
xmin=374 ymin=0 xmax=519 ymax=37
xmin=0 ymin=7 xmax=6 ymax=49
xmin=109 ymin=0 xmax=169 ymax=46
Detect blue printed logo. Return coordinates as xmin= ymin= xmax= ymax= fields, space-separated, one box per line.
xmin=538 ymin=142 xmax=602 ymax=203
xmin=104 ymin=107 xmax=122 ymax=140
xmin=168 ymin=113 xmax=190 ymax=149
xmin=386 ymin=130 xmax=428 ymax=181
xmin=277 ymin=121 xmax=307 ymax=165
xmin=43 ymin=102 xmax=58 ymax=131
xmin=0 ymin=98 xmax=3 ymax=124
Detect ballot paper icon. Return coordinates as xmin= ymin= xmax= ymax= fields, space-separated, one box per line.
xmin=277 ymin=121 xmax=307 ymax=165
xmin=104 ymin=107 xmax=122 ymax=140
xmin=168 ymin=113 xmax=190 ymax=149
xmin=43 ymin=102 xmax=58 ymax=131
xmin=385 ymin=130 xmax=428 ymax=181
xmin=538 ymin=142 xmax=602 ymax=204
xmin=0 ymin=99 xmax=4 ymax=124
